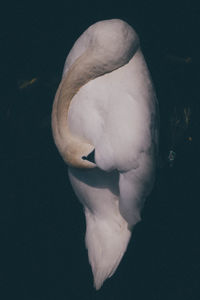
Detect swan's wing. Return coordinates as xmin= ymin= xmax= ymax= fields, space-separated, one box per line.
xmin=93 ymin=88 xmax=157 ymax=226
xmin=94 ymin=92 xmax=157 ymax=227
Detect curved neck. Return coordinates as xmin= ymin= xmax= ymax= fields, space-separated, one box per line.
xmin=52 ymin=31 xmax=139 ymax=168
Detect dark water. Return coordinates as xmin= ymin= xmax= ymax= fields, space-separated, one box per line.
xmin=1 ymin=2 xmax=200 ymax=299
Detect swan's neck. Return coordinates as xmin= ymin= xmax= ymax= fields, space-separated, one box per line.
xmin=51 ymin=20 xmax=139 ymax=168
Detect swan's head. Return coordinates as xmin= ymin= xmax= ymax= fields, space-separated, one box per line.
xmin=88 ymin=19 xmax=139 ymax=65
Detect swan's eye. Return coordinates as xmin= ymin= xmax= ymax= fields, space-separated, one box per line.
xmin=82 ymin=149 xmax=95 ymax=163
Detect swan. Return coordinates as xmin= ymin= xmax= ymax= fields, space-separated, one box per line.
xmin=52 ymin=19 xmax=159 ymax=290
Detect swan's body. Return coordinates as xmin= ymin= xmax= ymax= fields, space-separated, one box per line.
xmin=52 ymin=19 xmax=158 ymax=289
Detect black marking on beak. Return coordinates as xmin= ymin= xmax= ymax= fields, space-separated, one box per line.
xmin=82 ymin=149 xmax=95 ymax=164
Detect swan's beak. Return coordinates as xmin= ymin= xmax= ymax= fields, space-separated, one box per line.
xmin=82 ymin=149 xmax=95 ymax=164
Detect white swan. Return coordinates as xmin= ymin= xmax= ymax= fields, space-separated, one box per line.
xmin=52 ymin=19 xmax=159 ymax=289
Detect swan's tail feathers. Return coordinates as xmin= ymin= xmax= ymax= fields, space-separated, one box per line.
xmin=85 ymin=209 xmax=131 ymax=290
